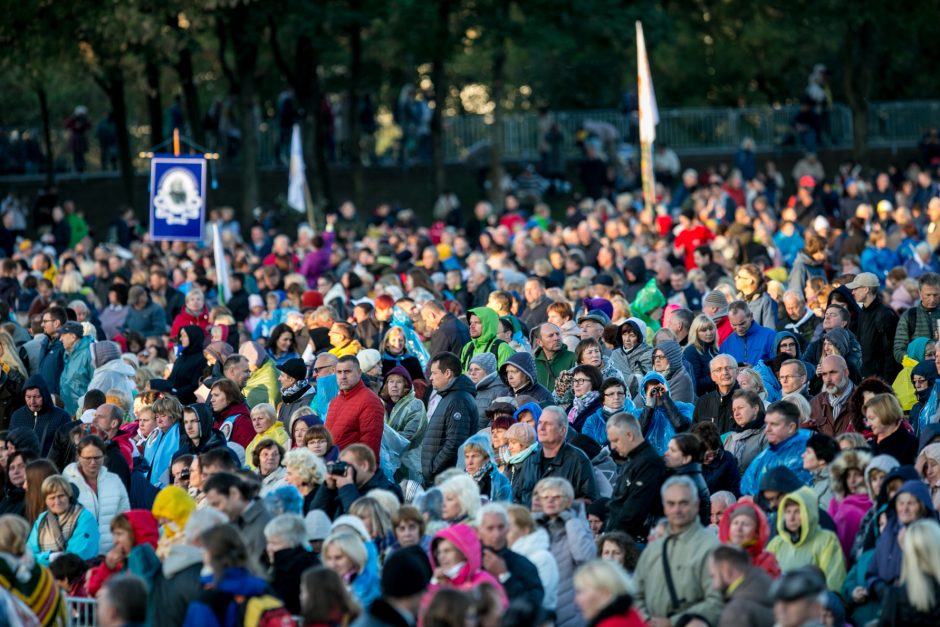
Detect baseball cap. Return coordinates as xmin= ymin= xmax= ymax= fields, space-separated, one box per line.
xmin=845 ymin=272 xmax=879 ymax=290
xmin=56 ymin=322 xmax=84 ymax=338
xmin=798 ymin=175 xmax=816 ymax=189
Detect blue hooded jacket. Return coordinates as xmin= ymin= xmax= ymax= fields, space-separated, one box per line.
xmin=513 ymin=401 xmax=542 ymax=430
xmin=719 ymin=318 xmax=777 ymax=366
xmin=457 ymin=432 xmax=512 ymax=502
xmin=740 ymin=428 xmax=813 ymax=496
xmin=182 ymin=567 xmax=274 ymax=627
xmin=638 ymin=371 xmax=693 ymax=456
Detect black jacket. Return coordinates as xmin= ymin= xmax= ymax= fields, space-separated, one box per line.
xmin=9 ymin=375 xmax=71 ymax=456
xmin=269 ymin=547 xmax=320 ymax=615
xmin=693 ymin=383 xmax=740 ymax=434
xmin=310 ymin=469 xmax=405 ymax=518
xmin=870 ymin=427 xmax=919 ymax=466
xmin=606 ymin=440 xmax=667 ymax=542
xmin=857 ymin=299 xmax=900 ymax=381
xmin=158 ymin=325 xmax=207 ymax=404
xmin=512 ymin=442 xmax=599 ymax=506
xmin=226 ymin=288 xmax=250 ymax=323
xmin=519 ymin=296 xmax=552 ymax=330
xmin=421 ymin=375 xmax=478 ymax=486
xmin=427 ymin=313 xmax=470 ymax=358
xmin=702 ymin=449 xmax=741 ymax=498
xmin=352 ymin=598 xmax=414 ymax=627
xmin=177 ymin=403 xmax=229 ymax=457
xmin=493 ymin=546 xmax=544 ymax=612
xmin=356 ymin=317 xmax=390 ymax=350
xmin=878 ymin=579 xmax=940 ymax=627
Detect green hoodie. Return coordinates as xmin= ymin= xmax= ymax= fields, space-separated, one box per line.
xmin=460 ymin=307 xmax=515 ymax=370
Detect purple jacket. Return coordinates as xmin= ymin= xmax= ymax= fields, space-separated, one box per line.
xmin=828 ymin=492 xmax=871 ymax=560
xmin=300 ymin=230 xmax=334 ymax=286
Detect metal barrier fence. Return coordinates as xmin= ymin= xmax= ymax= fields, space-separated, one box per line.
xmin=65 ymin=595 xmax=97 ymax=626
xmin=1 ymin=100 xmax=938 ymax=178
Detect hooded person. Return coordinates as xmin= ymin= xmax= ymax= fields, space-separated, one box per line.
xmin=276 ymin=358 xmax=315 ymax=427
xmin=203 ymin=341 xmax=234 ymax=378
xmin=718 ymin=501 xmax=781 ymax=578
xmin=8 ymin=375 xmax=70 ymax=456
xmin=178 ymin=403 xmax=229 ymax=456
xmin=755 ymin=466 xmax=838 ymax=539
xmin=239 ymin=340 xmax=282 ymax=407
xmin=631 ymin=278 xmax=666 ymax=333
xmin=653 ymin=339 xmax=695 ymax=403
xmin=892 ymin=337 xmax=930 ymax=411
xmin=910 ymin=359 xmax=939 ymax=431
xmin=623 ymin=256 xmax=648 ymax=302
xmin=457 ymin=433 xmax=512 ymax=502
xmin=459 ymin=307 xmax=515 ymax=372
xmin=468 ymin=353 xmax=512 ymax=419
xmin=152 ymin=325 xmax=207 ymax=404
xmin=381 ymin=365 xmax=428 ymax=483
xmin=151 ymin=485 xmax=197 ymax=559
xmin=866 ymin=478 xmax=938 ymax=602
xmin=635 ymin=371 xmax=692 ymax=456
xmin=827 ymin=449 xmax=873 ymax=561
xmin=766 ymin=486 xmax=847 ymax=591
xmin=753 ymin=331 xmax=807 ymax=402
xmin=86 ymin=509 xmax=161 ymax=597
xmin=84 ymin=340 xmax=136 ymax=403
xmin=498 ymin=351 xmax=554 ymax=408
xmin=425 ymin=523 xmax=508 ymax=609
xmin=608 ymin=318 xmax=652 ymax=396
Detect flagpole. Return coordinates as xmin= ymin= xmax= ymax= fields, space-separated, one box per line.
xmin=636 ymin=21 xmax=659 ymax=215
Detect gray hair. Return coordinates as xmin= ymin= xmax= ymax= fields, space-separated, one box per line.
xmin=283 ymin=448 xmax=327 ymax=486
xmin=184 ymin=508 xmax=228 ymax=544
xmin=709 ymin=353 xmax=737 ymax=371
xmin=660 ymin=475 xmax=699 ymax=502
xmin=540 ymin=405 xmax=568 ymax=433
xmin=606 ymin=412 xmax=641 ymax=437
xmin=250 ymin=403 xmax=277 ymax=421
xmin=439 ymin=474 xmax=482 ymax=520
xmin=782 ymin=290 xmax=804 ymax=304
xmin=264 ymin=513 xmax=308 ymax=548
xmin=533 ymin=477 xmax=575 ymax=504
xmin=476 ymin=502 xmax=510 ymax=527
xmin=711 ymin=491 xmax=737 ymax=511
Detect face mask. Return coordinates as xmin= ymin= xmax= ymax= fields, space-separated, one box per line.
xmin=443 ymin=561 xmax=466 ymax=579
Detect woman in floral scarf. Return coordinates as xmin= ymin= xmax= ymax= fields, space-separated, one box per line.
xmin=567 ymin=365 xmax=604 ymax=433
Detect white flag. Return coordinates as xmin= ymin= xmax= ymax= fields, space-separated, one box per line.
xmin=287 ymin=124 xmax=307 ymax=213
xmin=212 ymin=222 xmax=232 ymax=304
xmin=636 ymin=21 xmax=659 ymax=144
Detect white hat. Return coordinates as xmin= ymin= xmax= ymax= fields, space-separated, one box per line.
xmin=305 ymin=510 xmax=332 ymax=542
xmin=357 ymin=348 xmax=381 ymax=374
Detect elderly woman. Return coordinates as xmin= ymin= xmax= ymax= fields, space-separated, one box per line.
xmin=582 ymin=378 xmax=638 ymax=446
xmin=717 ymin=502 xmax=781 ymax=578
xmin=322 ymin=531 xmax=380 ymax=609
xmin=63 ymin=435 xmax=130 ymax=553
xmin=651 ymin=339 xmax=695 ymax=403
xmin=503 ymin=422 xmax=538 ymax=494
xmin=381 ymin=366 xmax=428 ymax=482
xmin=284 ymin=447 xmax=328 ymax=514
xmin=867 ymin=393 xmax=918 ymax=465
xmin=574 ymin=560 xmax=646 ymax=626
xmin=264 ymin=513 xmax=320 ymax=615
xmin=737 ymin=367 xmax=770 ymax=406
xmin=27 ymin=474 xmax=100 ymax=565
xmin=245 ymin=403 xmax=290 ymax=470
xmin=439 ymin=474 xmax=481 ymax=524
xmin=466 ymin=353 xmax=512 ymax=418
xmin=349 ymin=496 xmax=397 ymax=560
xmin=533 ymin=477 xmax=596 ymax=627
xmin=609 ymin=318 xmax=652 ymax=395
xmin=556 ymin=339 xmax=625 ymax=407
xmin=506 ymin=504 xmax=559 ymax=613
xmin=457 ymin=433 xmax=511 ymax=502
xmin=144 ymin=395 xmax=183 ymax=487
xmin=255 ymin=439 xmax=288 ymax=496
xmin=684 ymin=314 xmax=719 ymax=396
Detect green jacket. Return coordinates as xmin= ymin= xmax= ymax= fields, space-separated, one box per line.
xmin=634 ymin=520 xmax=723 ymax=625
xmin=766 ymin=486 xmax=847 ymax=591
xmin=460 ymin=307 xmax=515 ymax=371
xmin=244 ymin=358 xmax=282 ymax=408
xmin=534 ymin=346 xmax=576 ymax=391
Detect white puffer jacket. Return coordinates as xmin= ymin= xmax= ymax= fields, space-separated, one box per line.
xmin=63 ymin=462 xmax=130 ymax=554
xmin=511 ymin=527 xmax=560 ymax=610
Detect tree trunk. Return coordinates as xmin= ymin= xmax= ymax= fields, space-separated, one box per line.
xmin=104 ymin=69 xmax=135 ymax=206
xmin=176 ymin=45 xmax=204 ymax=146
xmin=294 ymin=34 xmax=327 ymax=225
xmin=430 ymin=0 xmax=453 ymax=200
xmin=145 ymin=60 xmax=165 ymax=147
xmin=488 ymin=12 xmax=508 ymax=213
xmin=229 ymin=5 xmax=260 ymax=223
xmin=37 ymin=87 xmax=55 ymax=186
xmin=347 ymin=0 xmax=364 ymax=211
xmin=842 ymin=19 xmax=876 ymax=161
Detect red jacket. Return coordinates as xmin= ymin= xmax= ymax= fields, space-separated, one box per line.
xmin=86 ymin=510 xmax=159 ymax=596
xmin=715 ymin=314 xmax=734 ymax=345
xmin=588 ymin=594 xmax=648 ymax=627
xmin=325 ymin=380 xmax=384 ymax=460
xmin=718 ymin=501 xmax=781 ymax=578
xmin=169 ymin=306 xmax=210 ymax=342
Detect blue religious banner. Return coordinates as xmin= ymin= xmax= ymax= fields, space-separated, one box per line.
xmin=149 ymin=154 xmax=207 ymax=241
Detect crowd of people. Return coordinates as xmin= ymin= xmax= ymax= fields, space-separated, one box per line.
xmin=0 ymin=157 xmax=940 ymax=626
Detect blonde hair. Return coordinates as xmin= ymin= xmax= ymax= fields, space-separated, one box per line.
xmin=688 ymin=314 xmax=717 ymax=353
xmin=439 ymin=474 xmax=481 ymax=521
xmin=900 ymin=519 xmax=940 ymax=612
xmin=0 ymin=515 xmax=29 ymax=555
xmin=506 ymin=504 xmax=536 ymax=535
xmin=864 ymin=393 xmax=903 ymax=427
xmin=283 ymin=448 xmax=326 ymax=486
xmin=322 ymin=532 xmax=367 ymax=570
xmin=0 ymin=332 xmax=26 ymax=378
xmin=250 ymin=403 xmax=277 ymax=423
xmin=533 ymin=477 xmax=574 ymax=506
xmin=505 ymin=423 xmax=536 ymax=447
xmin=574 ymin=559 xmax=633 ymax=597
xmin=737 ymin=367 xmax=767 ymax=400
xmin=41 ymin=475 xmax=73 ymax=499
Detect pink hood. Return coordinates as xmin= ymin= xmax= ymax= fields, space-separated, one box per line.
xmin=427 ymin=523 xmax=507 ymax=607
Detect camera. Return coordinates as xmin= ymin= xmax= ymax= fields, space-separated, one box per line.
xmin=327 ymin=461 xmax=350 ymax=476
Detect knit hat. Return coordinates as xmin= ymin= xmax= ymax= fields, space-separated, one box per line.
xmin=302 ymin=291 xmax=324 ymax=310
xmin=305 ymin=509 xmax=332 ymax=542
xmin=582 ymin=298 xmax=614 ymax=321
xmin=278 ymin=357 xmax=308 ymax=382
xmin=248 ymin=294 xmax=264 ymax=310
xmin=381 ymin=545 xmax=433 ymax=598
xmin=357 ymin=349 xmax=381 ymax=374
xmin=704 ymin=290 xmax=728 ymax=312
xmin=238 ymin=341 xmax=266 ymax=368
xmin=728 ymin=503 xmax=758 ymax=523
xmin=89 ymin=341 xmax=121 ymax=369
xmin=469 ymin=353 xmax=497 ymax=376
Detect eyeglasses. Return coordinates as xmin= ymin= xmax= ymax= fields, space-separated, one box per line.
xmin=41 ymin=318 xmax=54 ymax=324
xmin=604 ymin=391 xmax=626 ymax=398
xmin=572 ymin=378 xmax=591 ymax=384
xmin=312 ymin=365 xmax=333 ymax=373
xmin=653 ymin=354 xmax=668 ymax=360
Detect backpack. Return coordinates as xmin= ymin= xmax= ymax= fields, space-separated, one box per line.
xmin=202 ymin=588 xmax=296 ymax=627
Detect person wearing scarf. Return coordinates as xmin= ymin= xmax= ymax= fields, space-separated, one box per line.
xmin=0 ymin=515 xmax=68 ymax=626
xmin=389 ymin=306 xmax=430 ymax=369
xmin=502 ymin=422 xmax=538 ymax=498
xmin=457 ymin=433 xmax=511 ymax=502
xmin=27 ymin=475 xmax=99 ymax=565
xmin=276 ymin=358 xmax=315 ymax=427
xmin=582 ymin=379 xmax=639 ymax=445
xmin=567 ymin=364 xmax=603 ymax=433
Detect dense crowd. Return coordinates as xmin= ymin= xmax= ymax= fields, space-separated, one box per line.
xmin=0 ymin=158 xmax=940 ymax=627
